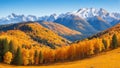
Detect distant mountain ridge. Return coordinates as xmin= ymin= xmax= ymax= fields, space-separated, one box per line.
xmin=0 ymin=8 xmax=120 ymax=41
xmin=0 ymin=8 xmax=119 ymax=25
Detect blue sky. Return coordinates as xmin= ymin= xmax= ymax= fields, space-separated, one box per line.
xmin=0 ymin=0 xmax=119 ymax=18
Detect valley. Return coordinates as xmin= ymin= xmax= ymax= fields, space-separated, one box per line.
xmin=0 ymin=7 xmax=120 ymax=68
xmin=0 ymin=21 xmax=120 ymax=66
xmin=0 ymin=0 xmax=120 ymax=67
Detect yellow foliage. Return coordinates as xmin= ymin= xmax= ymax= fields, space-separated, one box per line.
xmin=1 ymin=23 xmax=120 ymax=66
xmin=3 ymin=51 xmax=13 ymax=64
xmin=29 ymin=49 xmax=35 ymax=65
xmin=25 ymin=23 xmax=69 ymax=46
xmin=22 ymin=48 xmax=30 ymax=65
xmin=0 ymin=30 xmax=39 ymax=48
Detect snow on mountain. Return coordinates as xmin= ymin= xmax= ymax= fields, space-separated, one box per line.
xmin=70 ymin=8 xmax=119 ymax=23
xmin=38 ymin=13 xmax=58 ymax=22
xmin=54 ymin=8 xmax=120 ymax=39
xmin=112 ymin=13 xmax=120 ymax=19
xmin=0 ymin=13 xmax=26 ymax=25
xmin=0 ymin=8 xmax=119 ymax=41
xmin=0 ymin=8 xmax=119 ymax=25
xmin=26 ymin=15 xmax=38 ymax=21
xmin=55 ymin=14 xmax=98 ymax=40
xmin=0 ymin=13 xmax=39 ymax=25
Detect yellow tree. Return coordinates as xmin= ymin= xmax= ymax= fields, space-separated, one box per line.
xmin=34 ymin=50 xmax=39 ymax=65
xmin=88 ymin=40 xmax=94 ymax=55
xmin=3 ymin=51 xmax=13 ymax=64
xmin=104 ymin=38 xmax=111 ymax=50
xmin=39 ymin=51 xmax=44 ymax=64
xmin=117 ymin=34 xmax=120 ymax=47
xmin=22 ymin=48 xmax=30 ymax=65
xmin=67 ymin=44 xmax=76 ymax=60
xmin=43 ymin=48 xmax=55 ymax=63
xmin=29 ymin=48 xmax=35 ymax=65
xmin=93 ymin=38 xmax=104 ymax=54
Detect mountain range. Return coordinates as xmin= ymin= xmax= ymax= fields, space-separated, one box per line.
xmin=0 ymin=8 xmax=120 ymax=41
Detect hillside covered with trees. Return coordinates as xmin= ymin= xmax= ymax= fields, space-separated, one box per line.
xmin=0 ymin=22 xmax=70 ymax=48
xmin=0 ymin=22 xmax=120 ymax=66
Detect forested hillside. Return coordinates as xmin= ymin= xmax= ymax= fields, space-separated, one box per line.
xmin=0 ymin=22 xmax=70 ymax=48
xmin=0 ymin=22 xmax=120 ymax=66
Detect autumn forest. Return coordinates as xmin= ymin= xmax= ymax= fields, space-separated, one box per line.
xmin=0 ymin=22 xmax=120 ymax=66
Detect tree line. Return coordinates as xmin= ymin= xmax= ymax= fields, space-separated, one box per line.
xmin=0 ymin=33 xmax=119 ymax=65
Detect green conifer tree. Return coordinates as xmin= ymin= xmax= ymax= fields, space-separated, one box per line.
xmin=112 ymin=34 xmax=118 ymax=49
xmin=39 ymin=51 xmax=43 ymax=64
xmin=9 ymin=40 xmax=15 ymax=54
xmin=12 ymin=47 xmax=23 ymax=65
xmin=102 ymin=39 xmax=107 ymax=49
xmin=3 ymin=38 xmax=9 ymax=55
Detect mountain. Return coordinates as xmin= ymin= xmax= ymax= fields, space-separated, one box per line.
xmin=38 ymin=14 xmax=58 ymax=22
xmin=0 ymin=13 xmax=58 ymax=25
xmin=39 ymin=21 xmax=82 ymax=41
xmin=87 ymin=16 xmax=111 ymax=31
xmin=55 ymin=14 xmax=98 ymax=39
xmin=112 ymin=13 xmax=120 ymax=19
xmin=1 ymin=8 xmax=119 ymax=25
xmin=0 ymin=30 xmax=41 ymax=48
xmin=0 ymin=22 xmax=70 ymax=48
xmin=1 ymin=13 xmax=26 ymax=24
xmin=54 ymin=8 xmax=120 ymax=39
xmin=0 ymin=8 xmax=120 ymax=41
xmin=88 ymin=23 xmax=120 ymax=39
xmin=56 ymin=8 xmax=120 ymax=26
xmin=71 ymin=8 xmax=119 ymax=21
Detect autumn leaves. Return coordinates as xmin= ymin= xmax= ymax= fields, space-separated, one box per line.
xmin=0 ymin=33 xmax=119 ymax=66
xmin=3 ymin=51 xmax=12 ymax=64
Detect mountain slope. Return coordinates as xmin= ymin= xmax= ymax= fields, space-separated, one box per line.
xmin=87 ymin=16 xmax=111 ymax=31
xmin=54 ymin=8 xmax=120 ymax=40
xmin=0 ymin=30 xmax=40 ymax=48
xmin=88 ymin=23 xmax=120 ymax=39
xmin=18 ymin=22 xmax=70 ymax=47
xmin=55 ymin=15 xmax=98 ymax=39
xmin=0 ymin=22 xmax=70 ymax=48
xmin=39 ymin=21 xmax=82 ymax=41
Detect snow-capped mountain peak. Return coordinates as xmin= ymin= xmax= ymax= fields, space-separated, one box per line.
xmin=98 ymin=8 xmax=108 ymax=15
xmin=7 ymin=13 xmax=17 ymax=19
xmin=11 ymin=13 xmax=17 ymax=17
xmin=72 ymin=8 xmax=109 ymax=18
xmin=50 ymin=13 xmax=58 ymax=19
xmin=0 ymin=8 xmax=119 ymax=25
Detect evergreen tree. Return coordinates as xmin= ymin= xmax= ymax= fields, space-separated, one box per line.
xmin=102 ymin=39 xmax=107 ymax=50
xmin=3 ymin=38 xmax=9 ymax=55
xmin=34 ymin=50 xmax=38 ymax=59
xmin=34 ymin=50 xmax=39 ymax=64
xmin=112 ymin=34 xmax=118 ymax=49
xmin=12 ymin=47 xmax=23 ymax=65
xmin=39 ymin=51 xmax=43 ymax=64
xmin=9 ymin=40 xmax=14 ymax=54
xmin=0 ymin=39 xmax=3 ymax=62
